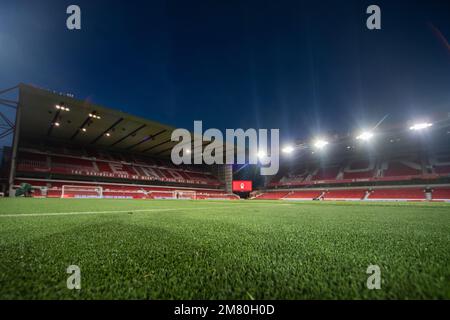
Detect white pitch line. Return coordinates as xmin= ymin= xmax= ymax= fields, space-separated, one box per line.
xmin=0 ymin=208 xmax=182 ymax=218
xmin=0 ymin=204 xmax=292 ymax=218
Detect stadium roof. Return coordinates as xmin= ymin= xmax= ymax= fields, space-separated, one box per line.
xmin=17 ymin=84 xmax=206 ymax=158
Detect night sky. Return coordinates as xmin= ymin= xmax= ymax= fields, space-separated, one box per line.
xmin=1 ymin=0 xmax=450 ymax=146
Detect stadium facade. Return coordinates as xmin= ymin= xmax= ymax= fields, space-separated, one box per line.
xmin=1 ymin=83 xmax=450 ymax=202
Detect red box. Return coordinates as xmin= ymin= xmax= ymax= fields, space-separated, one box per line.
xmin=232 ymin=180 xmax=253 ymax=192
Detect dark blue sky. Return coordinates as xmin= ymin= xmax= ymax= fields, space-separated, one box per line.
xmin=1 ymin=0 xmax=450 ymax=144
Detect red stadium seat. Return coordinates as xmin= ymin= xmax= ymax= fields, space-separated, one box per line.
xmin=383 ymin=160 xmax=422 ymax=177
xmin=256 ymin=191 xmax=291 ymax=200
xmin=434 ymin=165 xmax=450 ymax=175
xmin=16 ymin=149 xmax=222 ymax=187
xmin=323 ymin=189 xmax=366 ymax=200
xmin=283 ymin=190 xmax=323 ymax=200
xmin=431 ymin=188 xmax=450 ymax=201
xmin=368 ymin=188 xmax=425 ymax=201
xmin=343 ymin=160 xmax=375 ymax=180
xmin=312 ymin=166 xmax=340 ymax=181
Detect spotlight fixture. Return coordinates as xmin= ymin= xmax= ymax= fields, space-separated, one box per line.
xmin=81 ymin=127 xmax=87 ymax=132
xmin=105 ymin=132 xmax=111 ymax=137
xmin=56 ymin=103 xmax=70 ymax=111
xmin=88 ymin=113 xmax=101 ymax=119
xmin=54 ymin=122 xmax=60 ymax=127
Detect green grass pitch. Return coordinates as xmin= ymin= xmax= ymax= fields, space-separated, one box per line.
xmin=0 ymin=198 xmax=449 ymax=299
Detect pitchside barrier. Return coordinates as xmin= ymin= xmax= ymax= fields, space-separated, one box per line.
xmin=61 ymin=185 xmax=103 ymax=198
xmin=16 ymin=183 xmax=238 ymax=200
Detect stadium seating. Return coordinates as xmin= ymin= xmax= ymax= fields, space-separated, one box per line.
xmin=51 ymin=156 xmax=95 ymax=172
xmin=342 ymin=171 xmax=374 ymax=179
xmin=15 ymin=179 xmax=236 ymax=200
xmin=431 ymin=188 xmax=450 ymax=201
xmin=430 ymin=153 xmax=450 ymax=176
xmin=254 ymin=187 xmax=438 ymax=202
xmin=312 ymin=166 xmax=340 ymax=181
xmin=323 ymin=189 xmax=366 ymax=200
xmin=16 ymin=149 xmax=221 ymax=186
xmin=367 ymin=188 xmax=426 ymax=201
xmin=271 ymin=154 xmax=443 ymax=188
xmin=255 ymin=191 xmax=291 ymax=200
xmin=282 ymin=190 xmax=323 ymax=200
xmin=16 ymin=152 xmax=48 ymax=170
xmin=382 ymin=160 xmax=423 ymax=178
xmin=14 ymin=143 xmax=450 ymax=203
xmin=342 ymin=160 xmax=375 ymax=180
xmin=96 ymin=161 xmax=114 ymax=173
xmin=434 ymin=165 xmax=450 ymax=175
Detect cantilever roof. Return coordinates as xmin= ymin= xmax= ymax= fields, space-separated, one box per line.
xmin=17 ymin=84 xmax=202 ymax=158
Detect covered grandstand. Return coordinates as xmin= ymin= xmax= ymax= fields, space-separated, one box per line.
xmin=1 ymin=84 xmax=237 ymax=200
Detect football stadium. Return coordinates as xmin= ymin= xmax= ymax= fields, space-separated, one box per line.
xmin=0 ymin=0 xmax=449 ymax=308
xmin=0 ymin=84 xmax=449 ymax=300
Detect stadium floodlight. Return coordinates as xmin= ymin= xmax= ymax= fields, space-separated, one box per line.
xmin=313 ymin=139 xmax=329 ymax=150
xmin=56 ymin=104 xmax=70 ymax=111
xmin=409 ymin=122 xmax=433 ymax=131
xmin=81 ymin=127 xmax=87 ymax=132
xmin=282 ymin=145 xmax=294 ymax=154
xmin=105 ymin=132 xmax=111 ymax=137
xmin=54 ymin=122 xmax=60 ymax=127
xmin=356 ymin=131 xmax=374 ymax=141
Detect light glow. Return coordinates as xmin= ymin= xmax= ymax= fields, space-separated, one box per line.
xmin=257 ymin=150 xmax=267 ymax=159
xmin=313 ymin=139 xmax=329 ymax=150
xmin=409 ymin=122 xmax=433 ymax=131
xmin=89 ymin=113 xmax=101 ymax=119
xmin=356 ymin=131 xmax=374 ymax=141
xmin=282 ymin=145 xmax=294 ymax=154
xmin=56 ymin=105 xmax=70 ymax=111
